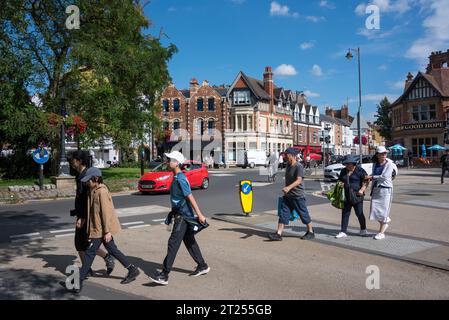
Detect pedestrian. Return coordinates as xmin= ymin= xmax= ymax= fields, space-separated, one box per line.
xmin=334 ymin=156 xmax=369 ymax=239
xmin=64 ymin=167 xmax=140 ymax=293
xmin=150 ymin=151 xmax=209 ymax=286
xmin=70 ymin=151 xmax=115 ymax=277
xmin=441 ymin=149 xmax=449 ymax=184
xmin=268 ymin=148 xmax=315 ymax=241
xmin=305 ymin=153 xmax=311 ymax=169
xmin=365 ymin=146 xmax=395 ymax=240
xmin=407 ymin=150 xmax=414 ymax=169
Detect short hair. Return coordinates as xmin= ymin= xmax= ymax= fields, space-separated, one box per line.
xmin=90 ymin=176 xmax=104 ymax=184
xmin=71 ymin=150 xmax=88 ymax=166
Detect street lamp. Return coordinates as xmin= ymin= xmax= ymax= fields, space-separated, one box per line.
xmin=59 ymin=87 xmax=70 ymax=176
xmin=346 ymin=47 xmax=363 ymax=164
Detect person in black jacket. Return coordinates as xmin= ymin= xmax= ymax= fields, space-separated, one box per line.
xmin=335 ymin=156 xmax=370 ymax=239
xmin=441 ymin=149 xmax=449 ymax=184
xmin=70 ymin=151 xmax=115 ymax=276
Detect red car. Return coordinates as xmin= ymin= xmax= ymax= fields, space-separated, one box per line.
xmin=138 ymin=160 xmax=210 ymax=194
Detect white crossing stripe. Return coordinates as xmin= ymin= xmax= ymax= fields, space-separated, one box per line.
xmin=50 ymin=229 xmax=74 ymax=234
xmin=116 ymin=205 xmax=170 ymax=218
xmin=55 ymin=233 xmax=75 ymax=238
xmin=11 ymin=236 xmax=43 ymax=243
xmin=121 ymin=221 xmax=145 ymax=226
xmin=152 ymin=219 xmax=166 ymax=222
xmin=127 ymin=224 xmax=151 ymax=229
xmin=10 ymin=232 xmax=40 ymax=239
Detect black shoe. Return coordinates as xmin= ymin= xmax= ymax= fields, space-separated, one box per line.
xmin=268 ymin=233 xmax=282 ymax=241
xmin=301 ymin=231 xmax=315 ymax=240
xmin=149 ymin=271 xmax=169 ymax=286
xmin=189 ymin=265 xmax=210 ymax=277
xmin=121 ymin=265 xmax=140 ymax=284
xmin=104 ymin=254 xmax=115 ymax=275
xmin=84 ymin=268 xmax=94 ymax=280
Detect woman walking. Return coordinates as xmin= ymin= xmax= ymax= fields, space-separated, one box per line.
xmin=365 ymin=146 xmax=395 ymax=240
xmin=335 ymin=156 xmax=369 ymax=239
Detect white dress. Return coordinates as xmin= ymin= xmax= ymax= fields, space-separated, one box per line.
xmin=369 ymin=160 xmax=394 ymax=223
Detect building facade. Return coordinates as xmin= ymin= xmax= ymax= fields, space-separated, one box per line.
xmin=391 ymin=50 xmax=449 ymax=158
xmin=293 ymin=93 xmax=322 ymax=154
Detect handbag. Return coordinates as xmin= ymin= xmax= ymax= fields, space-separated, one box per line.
xmin=326 ymin=182 xmax=345 ymax=209
xmin=183 ymin=216 xmax=210 ymax=234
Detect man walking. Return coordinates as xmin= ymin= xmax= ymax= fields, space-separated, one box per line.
xmin=150 ymin=151 xmax=209 ymax=285
xmin=441 ymin=149 xmax=449 ymax=184
xmin=268 ymin=148 xmax=315 ymax=241
xmin=70 ymin=151 xmax=115 ymax=276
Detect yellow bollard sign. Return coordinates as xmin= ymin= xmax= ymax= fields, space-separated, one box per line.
xmin=239 ymin=180 xmax=253 ymax=215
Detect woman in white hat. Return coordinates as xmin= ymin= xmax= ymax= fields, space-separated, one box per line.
xmin=365 ymin=146 xmax=394 ymax=240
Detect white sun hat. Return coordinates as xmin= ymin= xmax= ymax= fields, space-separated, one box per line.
xmin=376 ymin=146 xmax=388 ymax=154
xmin=164 ymin=151 xmax=185 ymax=165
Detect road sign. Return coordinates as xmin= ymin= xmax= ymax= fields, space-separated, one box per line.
xmin=239 ymin=180 xmax=253 ymax=215
xmin=32 ymin=148 xmax=50 ymax=164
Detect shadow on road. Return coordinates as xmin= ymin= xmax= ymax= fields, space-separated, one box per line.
xmin=0 ymin=241 xmax=58 ymax=265
xmin=127 ymin=256 xmax=192 ymax=278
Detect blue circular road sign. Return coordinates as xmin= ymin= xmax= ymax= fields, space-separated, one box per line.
xmin=33 ymin=148 xmax=50 ymax=164
xmin=241 ymin=182 xmax=252 ymax=195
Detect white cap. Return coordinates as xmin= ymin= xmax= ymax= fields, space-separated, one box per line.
xmin=376 ymin=146 xmax=388 ymax=154
xmin=164 ymin=151 xmax=185 ymax=164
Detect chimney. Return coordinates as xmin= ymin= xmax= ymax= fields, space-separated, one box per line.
xmin=404 ymin=72 xmax=414 ymax=91
xmin=426 ymin=49 xmax=449 ymax=73
xmin=341 ymin=105 xmax=349 ymax=120
xmin=202 ymin=80 xmax=209 ymax=87
xmin=325 ymin=107 xmax=334 ymax=117
xmin=189 ymin=78 xmax=199 ymax=95
xmin=263 ymin=66 xmax=274 ymax=113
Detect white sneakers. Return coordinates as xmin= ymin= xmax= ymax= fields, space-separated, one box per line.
xmin=374 ymin=233 xmax=386 ymax=240
xmin=335 ymin=232 xmax=348 ymax=239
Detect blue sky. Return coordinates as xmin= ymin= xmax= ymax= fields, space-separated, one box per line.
xmin=143 ymin=0 xmax=449 ymax=122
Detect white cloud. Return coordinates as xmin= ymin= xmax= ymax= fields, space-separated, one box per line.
xmin=311 ymin=64 xmax=323 ymax=77
xmin=378 ymin=64 xmax=388 ymax=71
xmin=391 ymin=80 xmax=405 ymax=90
xmin=270 ymin=1 xmax=298 ymax=17
xmin=320 ymin=1 xmax=336 ymax=9
xmin=300 ymin=41 xmax=315 ymax=50
xmin=349 ymin=93 xmax=398 ymax=103
xmin=303 ymin=90 xmax=320 ymax=98
xmin=306 ymin=15 xmax=326 ymax=22
xmin=274 ymin=64 xmax=298 ymax=76
xmin=406 ymin=0 xmax=449 ymax=63
xmin=355 ymin=0 xmax=414 ymax=16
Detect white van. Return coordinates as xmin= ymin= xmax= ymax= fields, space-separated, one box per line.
xmin=237 ymin=150 xmax=269 ymax=168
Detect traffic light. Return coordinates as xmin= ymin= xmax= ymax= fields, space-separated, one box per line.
xmin=325 ymin=136 xmax=331 ymax=144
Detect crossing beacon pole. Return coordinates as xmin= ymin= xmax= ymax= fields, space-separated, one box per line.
xmin=239 ymin=180 xmax=253 ymax=216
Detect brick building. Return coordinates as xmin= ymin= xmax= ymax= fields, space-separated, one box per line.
xmin=292 ymin=93 xmax=321 ymax=154
xmin=391 ymin=50 xmax=449 ymax=158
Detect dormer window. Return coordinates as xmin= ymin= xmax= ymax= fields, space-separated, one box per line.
xmin=234 ymin=90 xmax=250 ymax=105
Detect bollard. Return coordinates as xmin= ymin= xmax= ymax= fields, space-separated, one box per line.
xmin=239 ymin=180 xmax=253 ymax=216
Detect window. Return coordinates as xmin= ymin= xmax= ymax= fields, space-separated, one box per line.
xmin=173 ymin=121 xmax=180 ymax=131
xmin=208 ymin=120 xmax=215 ymax=135
xmin=412 ymin=137 xmax=438 ymax=157
xmin=208 ymin=98 xmax=215 ymax=111
xmin=233 ymin=91 xmax=250 ymax=105
xmin=407 ymin=78 xmax=438 ymax=100
xmin=309 ymin=115 xmax=313 ymax=123
xmin=301 ymin=113 xmax=306 ymax=122
xmin=299 ymin=131 xmax=303 ymax=142
xmin=286 ymin=121 xmax=289 ymax=134
xmin=173 ymin=99 xmax=180 ymax=112
xmin=249 ymin=142 xmax=257 ymax=150
xmin=197 ymin=98 xmax=204 ymax=111
xmin=315 ymin=116 xmax=319 ymax=125
xmin=196 ymin=119 xmax=204 ymax=135
xmin=410 ymin=105 xmax=436 ymax=122
xmin=163 ymin=100 xmax=169 ymax=112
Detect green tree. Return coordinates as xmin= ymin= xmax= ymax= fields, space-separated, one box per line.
xmin=374 ymin=97 xmax=392 ymax=142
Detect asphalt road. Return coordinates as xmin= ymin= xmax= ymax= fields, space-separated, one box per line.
xmin=0 ymin=168 xmax=327 ymax=244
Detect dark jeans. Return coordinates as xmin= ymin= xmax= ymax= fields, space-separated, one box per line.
xmin=341 ymin=201 xmax=366 ymax=233
xmin=279 ymin=196 xmax=312 ymax=226
xmin=80 ymin=238 xmax=130 ymax=281
xmin=162 ymin=214 xmax=206 ymax=274
xmin=442 ymin=167 xmax=449 ymax=183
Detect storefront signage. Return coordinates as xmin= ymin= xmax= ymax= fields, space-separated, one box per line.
xmin=394 ymin=121 xmax=446 ymax=132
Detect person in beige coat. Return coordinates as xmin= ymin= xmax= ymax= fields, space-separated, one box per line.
xmin=63 ymin=167 xmax=140 ymax=293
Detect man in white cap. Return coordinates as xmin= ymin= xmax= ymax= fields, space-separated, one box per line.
xmin=150 ymin=151 xmax=209 ymax=285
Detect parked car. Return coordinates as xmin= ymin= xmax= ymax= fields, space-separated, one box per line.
xmin=138 ymin=160 xmax=209 ymax=194
xmin=324 ymin=156 xmax=398 ymax=181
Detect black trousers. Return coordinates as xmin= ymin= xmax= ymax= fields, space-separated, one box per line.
xmin=442 ymin=167 xmax=449 ymax=183
xmin=162 ymin=215 xmax=206 ymax=274
xmin=80 ymin=238 xmax=130 ymax=281
xmin=341 ymin=201 xmax=366 ymax=233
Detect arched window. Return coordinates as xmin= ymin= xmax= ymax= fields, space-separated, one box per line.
xmin=208 ymin=119 xmax=215 ymax=135
xmin=173 ymin=120 xmax=180 ymax=131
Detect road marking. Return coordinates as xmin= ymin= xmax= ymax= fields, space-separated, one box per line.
xmin=50 ymin=229 xmax=74 ymax=234
xmin=55 ymin=233 xmax=75 ymax=238
xmin=121 ymin=221 xmax=145 ymax=226
xmin=209 ymin=173 xmax=235 ymax=177
xmin=127 ymin=224 xmax=151 ymax=229
xmin=10 ymin=232 xmax=40 ymax=239
xmin=116 ymin=205 xmax=170 ymax=218
xmin=11 ymin=236 xmax=43 ymax=243
xmin=152 ymin=219 xmax=166 ymax=222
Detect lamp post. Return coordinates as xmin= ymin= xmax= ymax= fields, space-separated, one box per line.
xmin=59 ymin=87 xmax=70 ymax=176
xmin=346 ymin=47 xmax=363 ymax=164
